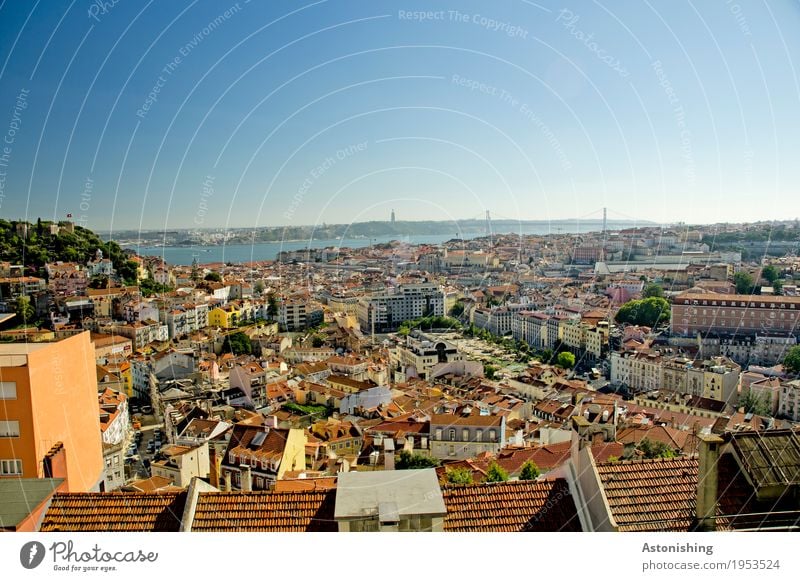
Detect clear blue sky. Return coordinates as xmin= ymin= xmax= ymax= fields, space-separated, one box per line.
xmin=0 ymin=0 xmax=799 ymax=232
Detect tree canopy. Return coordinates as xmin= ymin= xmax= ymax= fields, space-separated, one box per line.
xmin=445 ymin=467 xmax=474 ymax=485
xmin=642 ymin=283 xmax=664 ymax=298
xmin=784 ymin=345 xmax=800 ymax=374
xmin=556 ymin=352 xmax=576 ymax=369
xmin=761 ymin=265 xmax=780 ymax=284
xmin=222 ymin=331 xmax=252 ymax=355
xmin=14 ymin=295 xmax=35 ymax=325
xmin=734 ymin=271 xmax=757 ymax=294
xmin=484 ymin=461 xmax=509 ymax=482
xmin=636 ymin=438 xmax=675 ymax=459
xmin=397 ymin=315 xmax=462 ymax=336
xmin=738 ymin=391 xmax=772 ymax=416
xmin=614 ymin=297 xmax=670 ymax=327
xmin=204 ymin=271 xmax=222 ymax=282
xmin=396 ymin=450 xmax=439 ymax=469
xmin=519 ymin=460 xmax=540 ymax=481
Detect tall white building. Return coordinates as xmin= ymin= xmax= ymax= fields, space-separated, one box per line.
xmin=357 ymin=283 xmax=445 ymax=333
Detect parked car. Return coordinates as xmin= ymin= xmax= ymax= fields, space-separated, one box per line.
xmin=146 ymin=440 xmax=155 ymax=453
xmin=141 ymin=405 xmax=153 ymax=414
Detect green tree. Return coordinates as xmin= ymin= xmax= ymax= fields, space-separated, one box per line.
xmin=519 ymin=460 xmax=540 ymax=481
xmin=89 ymin=274 xmax=109 ymax=289
xmin=484 ymin=364 xmax=498 ymax=379
xmin=614 ymin=297 xmax=671 ymax=328
xmin=118 ymin=259 xmax=139 ymax=284
xmin=449 ymin=301 xmax=465 ymax=318
xmin=311 ymin=335 xmax=325 ymax=348
xmin=205 ymin=271 xmax=222 ymax=282
xmin=446 ymin=467 xmax=474 ymax=485
xmin=253 ymin=280 xmax=265 ymax=295
xmin=761 ymin=265 xmax=780 ymax=284
xmin=484 ymin=461 xmax=509 ymax=483
xmin=734 ymin=271 xmax=756 ymax=294
xmin=636 ymin=438 xmax=675 ymax=459
xmin=396 ymin=450 xmax=439 ymax=469
xmin=642 ymin=283 xmax=664 ymax=298
xmin=267 ymin=293 xmax=278 ymax=318
xmin=14 ymin=295 xmax=35 ymax=325
xmin=556 ymin=352 xmax=576 ymax=369
xmin=738 ymin=391 xmax=771 ymax=416
xmin=783 ymin=345 xmax=800 ymax=374
xmin=222 ymin=332 xmax=252 ymax=355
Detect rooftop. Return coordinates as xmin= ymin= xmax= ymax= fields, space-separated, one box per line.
xmin=442 ymin=479 xmax=581 ymax=532
xmin=40 ymin=492 xmax=187 ymax=532
xmin=191 ymin=490 xmax=336 ymax=532
xmin=0 ymin=478 xmax=64 ymax=530
xmin=334 ymin=468 xmax=446 ymax=519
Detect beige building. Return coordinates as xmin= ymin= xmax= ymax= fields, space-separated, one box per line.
xmin=429 ymin=413 xmax=505 ymax=460
xmin=150 ymin=442 xmax=210 ymax=488
xmin=672 ymin=291 xmax=800 ymax=337
xmin=611 ymin=350 xmax=741 ymax=403
xmin=393 ymin=333 xmax=463 ymax=381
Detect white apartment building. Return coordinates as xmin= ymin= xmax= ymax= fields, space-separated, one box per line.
xmin=357 ymin=283 xmax=445 ymax=333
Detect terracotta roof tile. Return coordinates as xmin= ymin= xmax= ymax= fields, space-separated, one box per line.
xmin=442 ymin=479 xmax=581 ymax=532
xmin=596 ymin=457 xmax=698 ymax=532
xmin=191 ymin=490 xmax=336 ymax=532
xmin=40 ymin=492 xmax=186 ymax=532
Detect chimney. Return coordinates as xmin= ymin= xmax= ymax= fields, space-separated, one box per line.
xmin=622 ymin=441 xmax=636 ymax=459
xmin=695 ymin=433 xmax=724 ymax=531
xmin=383 ymin=438 xmax=395 ymax=470
xmin=224 ymin=471 xmax=232 ymax=492
xmin=240 ymin=464 xmax=252 ymax=492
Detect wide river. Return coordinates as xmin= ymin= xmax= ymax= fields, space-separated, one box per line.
xmin=136 ymin=221 xmax=640 ymax=265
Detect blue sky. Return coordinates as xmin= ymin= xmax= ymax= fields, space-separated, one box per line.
xmin=0 ymin=0 xmax=798 ymax=232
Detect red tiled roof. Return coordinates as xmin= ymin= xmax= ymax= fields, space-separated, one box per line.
xmin=190 ymin=491 xmax=336 ymax=532
xmin=442 ymin=479 xmax=581 ymax=532
xmin=40 ymin=492 xmax=187 ymax=532
xmin=596 ymin=457 xmax=698 ymax=532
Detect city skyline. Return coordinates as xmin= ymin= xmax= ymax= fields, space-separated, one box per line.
xmin=0 ymin=1 xmax=798 ymax=230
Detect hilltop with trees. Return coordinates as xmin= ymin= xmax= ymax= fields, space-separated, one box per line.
xmin=0 ymin=219 xmax=139 ymax=284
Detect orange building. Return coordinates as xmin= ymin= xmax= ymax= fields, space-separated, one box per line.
xmin=0 ymin=331 xmax=104 ymax=491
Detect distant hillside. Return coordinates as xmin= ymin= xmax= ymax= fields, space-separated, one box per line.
xmin=0 ymin=219 xmax=138 ymax=281
xmin=100 ymin=218 xmax=654 ymax=246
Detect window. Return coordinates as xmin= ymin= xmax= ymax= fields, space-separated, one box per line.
xmin=0 ymin=459 xmax=22 ymax=475
xmin=462 ymin=428 xmax=469 ymax=441
xmin=0 ymin=382 xmax=16 ymax=399
xmin=489 ymin=429 xmax=496 ymax=441
xmin=448 ymin=429 xmax=456 ymax=441
xmin=0 ymin=421 xmax=20 ymax=438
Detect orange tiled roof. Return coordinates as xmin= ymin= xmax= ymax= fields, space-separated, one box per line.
xmin=40 ymin=492 xmax=187 ymax=532
xmin=442 ymin=479 xmax=581 ymax=532
xmin=190 ymin=490 xmax=336 ymax=532
xmin=595 ymin=457 xmax=698 ymax=532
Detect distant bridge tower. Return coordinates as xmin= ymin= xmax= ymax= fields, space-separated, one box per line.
xmin=391 ymin=209 xmax=395 ymax=223
xmin=602 ymin=207 xmax=607 ymax=234
xmin=485 ymin=210 xmax=492 ymax=237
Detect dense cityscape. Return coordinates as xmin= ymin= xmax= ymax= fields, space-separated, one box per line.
xmin=1 ymin=216 xmax=800 ymax=532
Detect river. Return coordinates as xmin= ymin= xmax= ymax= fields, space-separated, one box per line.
xmin=135 ymin=221 xmax=642 ymax=265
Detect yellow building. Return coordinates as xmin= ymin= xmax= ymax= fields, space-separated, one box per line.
xmin=208 ymin=305 xmax=241 ymax=328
